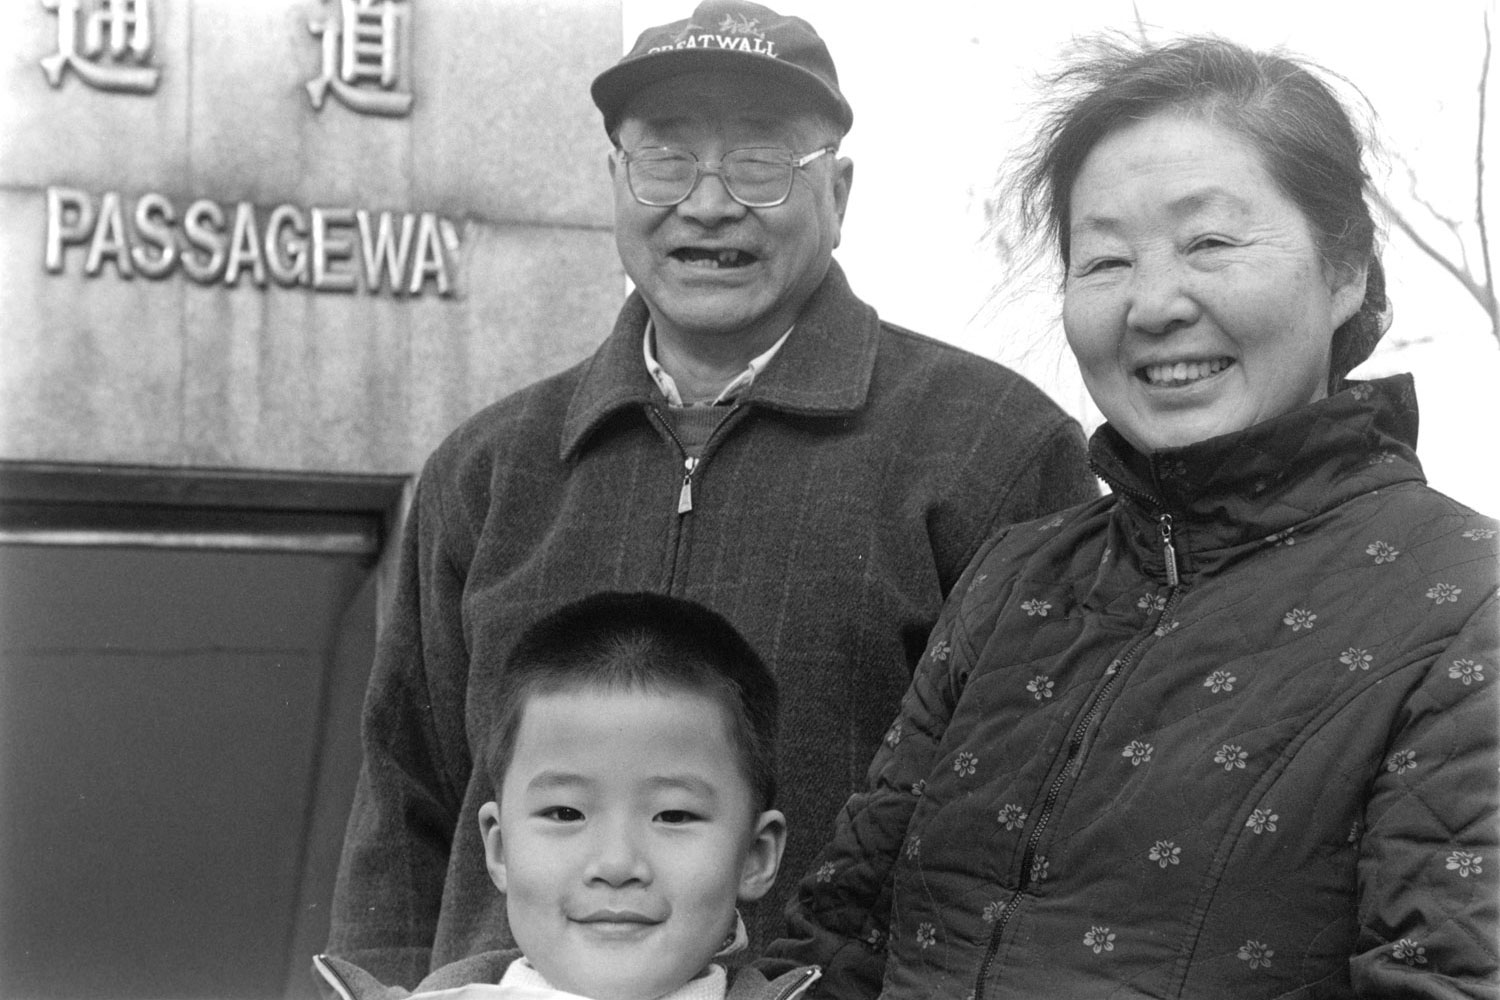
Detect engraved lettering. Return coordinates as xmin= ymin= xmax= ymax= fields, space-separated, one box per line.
xmin=181 ymin=199 xmax=228 ymax=283
xmin=223 ymin=201 xmax=268 ymax=287
xmin=45 ymin=186 xmax=94 ymax=273
xmin=83 ymin=189 xmax=134 ymax=278
xmin=130 ymin=192 xmax=176 ymax=278
xmin=311 ymin=207 xmax=357 ymax=292
xmin=41 ymin=0 xmax=162 ymax=94
xmin=407 ymin=211 xmax=451 ymax=296
xmin=306 ymin=0 xmax=414 ymax=116
xmin=356 ymin=209 xmax=414 ymax=294
xmin=42 ymin=188 xmax=459 ymax=296
xmin=265 ymin=204 xmax=309 ymax=287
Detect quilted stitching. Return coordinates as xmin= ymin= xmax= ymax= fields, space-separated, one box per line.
xmin=774 ymin=377 xmax=1499 ymax=999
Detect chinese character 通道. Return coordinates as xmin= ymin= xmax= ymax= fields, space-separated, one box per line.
xmin=40 ymin=0 xmax=161 ymax=94
xmin=306 ymin=0 xmax=414 ymax=116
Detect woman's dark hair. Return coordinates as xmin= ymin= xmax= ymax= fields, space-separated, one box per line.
xmin=480 ymin=591 xmax=779 ymax=812
xmin=1014 ymin=34 xmax=1388 ymax=389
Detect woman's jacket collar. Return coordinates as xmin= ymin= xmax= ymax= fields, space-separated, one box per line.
xmin=1086 ymin=374 xmax=1425 ymax=549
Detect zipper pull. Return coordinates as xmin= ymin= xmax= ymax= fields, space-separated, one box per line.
xmin=677 ymin=456 xmax=697 ymax=514
xmin=778 ymin=966 xmax=823 ymax=1000
xmin=1158 ymin=513 xmax=1179 ymax=587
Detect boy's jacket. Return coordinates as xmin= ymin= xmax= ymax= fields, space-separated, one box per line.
xmin=314 ymin=952 xmax=821 ymax=1000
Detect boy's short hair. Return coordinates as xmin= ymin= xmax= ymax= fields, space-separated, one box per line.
xmin=480 ymin=592 xmax=779 ymax=811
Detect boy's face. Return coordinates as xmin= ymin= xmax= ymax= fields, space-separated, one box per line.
xmin=478 ymin=686 xmax=785 ymax=1000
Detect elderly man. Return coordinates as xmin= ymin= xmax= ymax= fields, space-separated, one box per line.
xmin=327 ymin=0 xmax=1094 ymax=985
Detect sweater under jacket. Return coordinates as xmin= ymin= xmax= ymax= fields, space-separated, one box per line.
xmin=326 ymin=262 xmax=1096 ymax=986
xmin=770 ymin=375 xmax=1499 ymax=999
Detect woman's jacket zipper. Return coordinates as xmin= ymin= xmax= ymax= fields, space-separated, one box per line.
xmin=972 ymin=472 xmax=1183 ymax=998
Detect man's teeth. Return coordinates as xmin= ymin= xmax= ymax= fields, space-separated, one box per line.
xmin=1143 ymin=358 xmax=1231 ymax=386
xmin=675 ymin=249 xmax=750 ymax=267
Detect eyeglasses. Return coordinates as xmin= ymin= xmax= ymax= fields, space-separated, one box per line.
xmin=616 ymin=146 xmax=838 ymax=208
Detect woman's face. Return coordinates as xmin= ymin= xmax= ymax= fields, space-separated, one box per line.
xmin=1061 ymin=113 xmax=1366 ymax=454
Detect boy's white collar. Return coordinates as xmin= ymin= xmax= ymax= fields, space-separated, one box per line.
xmin=496 ymin=958 xmax=728 ymax=1000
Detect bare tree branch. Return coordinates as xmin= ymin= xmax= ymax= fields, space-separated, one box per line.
xmin=1376 ymin=8 xmax=1499 ymax=346
xmin=1391 ymin=156 xmax=1475 ymax=274
xmin=1395 ymin=154 xmax=1469 ymax=236
xmin=1131 ymin=3 xmax=1150 ymax=45
xmin=1476 ymin=10 xmax=1495 ymax=316
xmin=1376 ymin=189 xmax=1496 ymax=313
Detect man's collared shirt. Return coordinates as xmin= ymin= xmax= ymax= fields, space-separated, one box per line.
xmin=643 ymin=322 xmax=793 ymax=406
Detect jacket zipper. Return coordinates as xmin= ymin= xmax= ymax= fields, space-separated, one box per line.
xmin=1158 ymin=512 xmax=1180 ymax=586
xmin=1089 ymin=457 xmax=1180 ymax=587
xmin=769 ymin=966 xmax=822 ymax=1000
xmin=311 ymin=955 xmax=356 ymax=1000
xmin=648 ymin=402 xmax=742 ymax=517
xmin=678 ymin=455 xmax=698 ymax=513
xmin=971 ymin=482 xmax=1183 ymax=998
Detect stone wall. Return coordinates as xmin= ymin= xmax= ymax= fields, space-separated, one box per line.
xmin=0 ymin=0 xmax=624 ymax=475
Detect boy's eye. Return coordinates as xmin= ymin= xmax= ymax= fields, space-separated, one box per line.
xmin=655 ymin=810 xmax=700 ymax=825
xmin=539 ymin=806 xmax=584 ymax=822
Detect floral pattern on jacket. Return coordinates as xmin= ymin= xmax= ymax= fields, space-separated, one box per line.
xmin=769 ymin=375 xmax=1499 ymax=999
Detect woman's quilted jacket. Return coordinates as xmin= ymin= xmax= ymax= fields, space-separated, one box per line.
xmin=769 ymin=376 xmax=1499 ymax=999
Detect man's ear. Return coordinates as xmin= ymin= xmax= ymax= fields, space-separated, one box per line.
xmin=478 ymin=801 xmax=508 ymax=894
xmin=832 ymin=155 xmax=853 ymax=228
xmin=607 ymin=149 xmax=619 ymax=184
xmin=834 ymin=158 xmax=858 ymax=250
xmin=738 ymin=809 xmax=787 ymax=902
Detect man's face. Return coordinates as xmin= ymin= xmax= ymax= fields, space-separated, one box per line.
xmin=609 ymin=71 xmax=852 ymax=357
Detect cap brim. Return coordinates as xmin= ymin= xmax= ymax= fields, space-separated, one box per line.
xmin=591 ymin=48 xmax=853 ymax=136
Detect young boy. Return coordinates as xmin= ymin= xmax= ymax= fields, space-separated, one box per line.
xmin=315 ymin=592 xmax=820 ymax=1000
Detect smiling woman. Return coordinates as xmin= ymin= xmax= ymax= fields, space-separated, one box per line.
xmin=622 ymin=0 xmax=1498 ymax=515
xmin=1060 ymin=113 xmax=1367 ymax=451
xmin=768 ymin=34 xmax=1498 ymax=1000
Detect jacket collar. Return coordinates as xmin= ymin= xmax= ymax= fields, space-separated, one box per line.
xmin=314 ymin=951 xmax=820 ymax=1000
xmin=725 ymin=964 xmax=822 ymax=1000
xmin=1088 ymin=374 xmax=1425 ymax=550
xmin=313 ymin=951 xmax=520 ymax=999
xmin=560 ymin=260 xmax=879 ymax=460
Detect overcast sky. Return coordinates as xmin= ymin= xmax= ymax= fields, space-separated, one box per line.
xmin=622 ymin=0 xmax=1500 ymax=514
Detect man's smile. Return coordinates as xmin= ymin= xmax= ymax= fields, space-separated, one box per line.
xmin=669 ymin=247 xmax=759 ymax=268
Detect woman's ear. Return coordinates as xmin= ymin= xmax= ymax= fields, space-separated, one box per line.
xmin=477 ymin=800 xmax=508 ymax=894
xmin=738 ymin=809 xmax=787 ymax=902
xmin=1329 ymin=260 xmax=1369 ymax=332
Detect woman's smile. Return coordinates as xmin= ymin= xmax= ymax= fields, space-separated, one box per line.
xmin=1062 ymin=113 xmax=1366 ymax=453
xmin=1138 ymin=356 xmax=1234 ymax=388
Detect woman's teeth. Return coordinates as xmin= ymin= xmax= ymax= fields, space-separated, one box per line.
xmin=1142 ymin=358 xmax=1231 ymax=386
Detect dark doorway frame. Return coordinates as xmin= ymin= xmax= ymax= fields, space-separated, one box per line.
xmin=0 ymin=460 xmax=409 ymax=555
xmin=0 ymin=461 xmax=410 ymax=999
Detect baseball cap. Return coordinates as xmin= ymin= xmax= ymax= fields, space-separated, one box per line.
xmin=591 ymin=0 xmax=854 ymax=137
